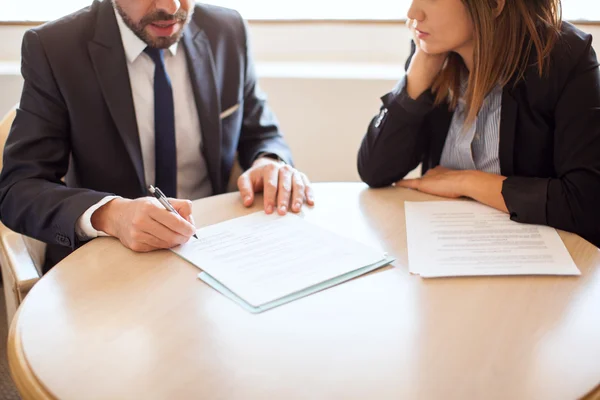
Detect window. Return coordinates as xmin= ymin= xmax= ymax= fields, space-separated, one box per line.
xmin=1 ymin=0 xmax=598 ymax=22
xmin=205 ymin=0 xmax=599 ymax=21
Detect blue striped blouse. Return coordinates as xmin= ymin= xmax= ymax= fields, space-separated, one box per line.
xmin=439 ymin=83 xmax=502 ymax=175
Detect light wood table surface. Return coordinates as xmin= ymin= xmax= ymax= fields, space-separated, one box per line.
xmin=8 ymin=183 xmax=600 ymax=400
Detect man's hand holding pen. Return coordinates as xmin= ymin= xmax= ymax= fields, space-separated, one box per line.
xmin=91 ymin=196 xmax=197 ymax=252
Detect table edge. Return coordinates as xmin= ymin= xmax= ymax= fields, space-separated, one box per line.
xmin=8 ymin=306 xmax=56 ymax=400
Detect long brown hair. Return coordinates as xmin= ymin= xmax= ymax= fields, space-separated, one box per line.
xmin=432 ymin=0 xmax=562 ymax=125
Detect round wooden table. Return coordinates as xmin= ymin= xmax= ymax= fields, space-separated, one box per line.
xmin=8 ymin=183 xmax=600 ymax=400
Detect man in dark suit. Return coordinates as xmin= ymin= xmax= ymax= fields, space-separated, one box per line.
xmin=0 ymin=0 xmax=315 ymax=271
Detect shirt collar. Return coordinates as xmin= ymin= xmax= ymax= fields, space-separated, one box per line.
xmin=457 ymin=78 xmax=502 ymax=107
xmin=113 ymin=5 xmax=178 ymax=63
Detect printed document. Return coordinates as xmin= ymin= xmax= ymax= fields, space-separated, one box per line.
xmin=405 ymin=201 xmax=580 ymax=278
xmin=173 ymin=212 xmax=391 ymax=308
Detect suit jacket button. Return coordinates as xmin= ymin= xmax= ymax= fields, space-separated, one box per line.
xmin=56 ymin=234 xmax=71 ymax=247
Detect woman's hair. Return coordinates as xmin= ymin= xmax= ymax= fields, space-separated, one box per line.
xmin=432 ymin=0 xmax=562 ymax=125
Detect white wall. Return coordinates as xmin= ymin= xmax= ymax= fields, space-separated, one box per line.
xmin=1 ymin=22 xmax=599 ymax=182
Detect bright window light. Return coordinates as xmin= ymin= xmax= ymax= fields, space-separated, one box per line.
xmin=0 ymin=0 xmax=597 ymax=23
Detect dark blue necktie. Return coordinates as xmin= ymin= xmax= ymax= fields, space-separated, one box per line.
xmin=144 ymin=47 xmax=177 ymax=198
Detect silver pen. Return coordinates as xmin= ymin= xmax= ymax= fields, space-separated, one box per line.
xmin=148 ymin=185 xmax=198 ymax=239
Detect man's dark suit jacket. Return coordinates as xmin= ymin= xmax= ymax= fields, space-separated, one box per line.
xmin=358 ymin=22 xmax=600 ymax=248
xmin=0 ymin=0 xmax=293 ymax=271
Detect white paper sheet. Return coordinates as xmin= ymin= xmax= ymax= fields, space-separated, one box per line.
xmin=404 ymin=201 xmax=580 ymax=278
xmin=172 ymin=212 xmax=387 ymax=306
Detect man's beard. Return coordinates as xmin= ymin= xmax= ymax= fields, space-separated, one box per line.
xmin=114 ymin=2 xmax=192 ymax=49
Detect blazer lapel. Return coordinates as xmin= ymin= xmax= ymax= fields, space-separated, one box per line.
xmin=88 ymin=0 xmax=146 ymax=193
xmin=499 ymin=87 xmax=518 ymax=176
xmin=182 ymin=20 xmax=223 ymax=194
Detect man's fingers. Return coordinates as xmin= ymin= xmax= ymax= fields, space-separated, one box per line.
xmin=277 ymin=166 xmax=293 ymax=215
xmin=140 ymin=230 xmax=172 ymax=249
xmin=144 ymin=217 xmax=190 ymax=246
xmin=237 ymin=173 xmax=255 ymax=207
xmin=126 ymin=231 xmax=167 ymax=252
xmin=128 ymin=215 xmax=190 ymax=252
xmin=262 ymin=164 xmax=279 ymax=214
xmin=290 ymin=171 xmax=306 ymax=213
xmin=169 ymin=198 xmax=193 ymax=219
xmin=164 ymin=198 xmax=197 ymax=234
xmin=301 ymin=174 xmax=315 ymax=206
xmin=127 ymin=241 xmax=155 ymax=253
xmin=148 ymin=205 xmax=196 ymax=238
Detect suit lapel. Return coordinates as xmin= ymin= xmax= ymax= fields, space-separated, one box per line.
xmin=182 ymin=19 xmax=223 ymax=194
xmin=88 ymin=0 xmax=145 ymax=193
xmin=499 ymin=87 xmax=518 ymax=176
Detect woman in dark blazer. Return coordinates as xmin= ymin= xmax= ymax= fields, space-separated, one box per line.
xmin=358 ymin=0 xmax=600 ymax=247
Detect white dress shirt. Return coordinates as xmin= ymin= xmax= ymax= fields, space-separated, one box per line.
xmin=75 ymin=7 xmax=212 ymax=240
